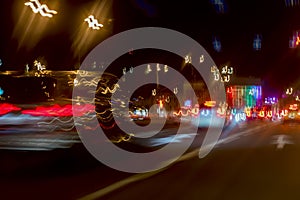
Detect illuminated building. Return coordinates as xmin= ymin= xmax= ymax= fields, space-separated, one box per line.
xmin=226 ymin=77 xmax=262 ymax=109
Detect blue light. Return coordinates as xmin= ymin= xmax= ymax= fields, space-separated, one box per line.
xmin=253 ymin=34 xmax=262 ymax=50
xmin=0 ymin=87 xmax=4 ymax=96
xmin=210 ymin=0 xmax=228 ymax=14
xmin=184 ymin=100 xmax=192 ymax=107
xmin=289 ymin=36 xmax=297 ymax=48
xmin=213 ymin=36 xmax=221 ymax=52
xmin=264 ymin=97 xmax=278 ymax=104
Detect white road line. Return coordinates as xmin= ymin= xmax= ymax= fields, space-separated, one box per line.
xmin=271 ymin=135 xmax=294 ymax=149
xmin=0 ymin=147 xmax=51 ymax=151
xmin=221 ymin=135 xmax=240 ymax=144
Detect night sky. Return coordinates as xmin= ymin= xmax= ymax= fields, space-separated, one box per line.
xmin=1 ymin=0 xmax=300 ymax=95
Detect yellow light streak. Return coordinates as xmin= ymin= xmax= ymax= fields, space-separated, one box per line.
xmin=101 ymin=84 xmax=120 ymax=94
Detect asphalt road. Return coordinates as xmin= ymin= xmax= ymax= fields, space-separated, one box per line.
xmin=2 ymin=120 xmax=300 ymax=200
xmin=84 ymin=120 xmax=300 ymax=200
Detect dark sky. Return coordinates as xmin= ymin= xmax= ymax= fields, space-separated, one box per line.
xmin=1 ymin=0 xmax=300 ymax=95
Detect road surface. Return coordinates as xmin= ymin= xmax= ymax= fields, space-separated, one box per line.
xmin=2 ymin=120 xmax=300 ymax=200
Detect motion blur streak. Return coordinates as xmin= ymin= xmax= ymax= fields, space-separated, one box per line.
xmin=0 ymin=103 xmax=21 ymax=115
xmin=73 ymin=77 xmax=100 ymax=87
xmin=21 ymin=104 xmax=95 ymax=117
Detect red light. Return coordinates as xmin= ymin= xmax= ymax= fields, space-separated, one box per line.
xmin=0 ymin=103 xmax=21 ymax=115
xmin=289 ymin=104 xmax=298 ymax=111
xmin=21 ymin=104 xmax=95 ymax=117
xmin=226 ymin=87 xmax=232 ymax=93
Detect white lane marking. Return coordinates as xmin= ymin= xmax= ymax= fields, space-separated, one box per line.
xmin=271 ymin=135 xmax=294 ymax=149
xmin=0 ymin=138 xmax=81 ymax=143
xmin=242 ymin=122 xmax=278 ymax=136
xmin=78 ymin=122 xmax=273 ymax=200
xmin=0 ymin=147 xmax=51 ymax=151
xmin=148 ymin=133 xmax=197 ymax=146
xmin=221 ymin=135 xmax=240 ymax=144
xmin=216 ymin=123 xmax=269 ymax=145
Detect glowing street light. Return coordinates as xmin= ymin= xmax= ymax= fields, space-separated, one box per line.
xmin=204 ymin=101 xmax=216 ymax=107
xmin=200 ymin=55 xmax=204 ymax=63
xmin=185 ymin=55 xmax=192 ymax=64
xmin=296 ymin=37 xmax=300 ymax=46
xmin=145 ymin=64 xmax=152 ymax=74
xmin=152 ymin=89 xmax=156 ymax=96
xmin=34 ymin=60 xmax=46 ymax=71
xmin=24 ymin=0 xmax=57 ymax=18
xmin=164 ymin=65 xmax=168 ymax=72
xmin=286 ymin=87 xmax=293 ymax=95
xmin=156 ymin=63 xmax=161 ymax=71
xmin=173 ymin=87 xmax=178 ymax=94
xmin=85 ymin=15 xmax=104 ymax=30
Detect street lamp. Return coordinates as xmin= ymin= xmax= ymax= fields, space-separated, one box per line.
xmin=24 ymin=0 xmax=57 ymax=18
xmin=84 ymin=15 xmax=104 ymax=30
xmin=286 ymin=87 xmax=293 ymax=95
xmin=211 ymin=65 xmax=233 ymax=82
